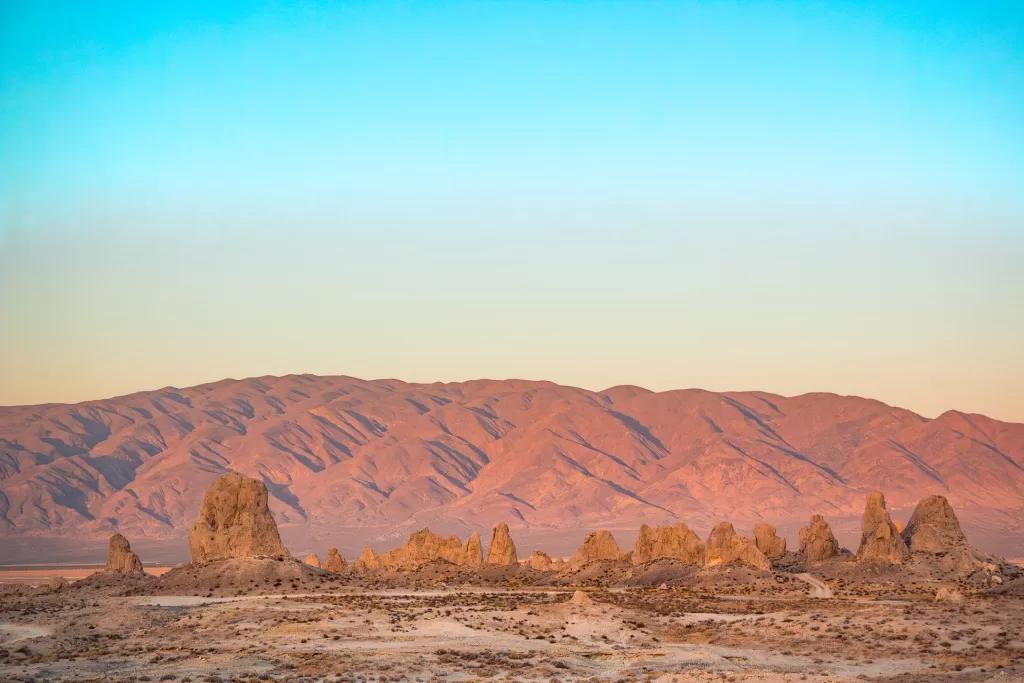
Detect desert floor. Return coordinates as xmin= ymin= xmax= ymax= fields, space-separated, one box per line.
xmin=2 ymin=581 xmax=1024 ymax=683
xmin=0 ymin=567 xmax=174 ymax=585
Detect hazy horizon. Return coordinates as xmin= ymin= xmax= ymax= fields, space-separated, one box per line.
xmin=2 ymin=1 xmax=1022 ymax=421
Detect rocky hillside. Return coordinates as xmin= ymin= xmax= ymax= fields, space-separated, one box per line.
xmin=1 ymin=375 xmax=1022 ymax=552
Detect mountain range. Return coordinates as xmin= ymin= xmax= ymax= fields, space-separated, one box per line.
xmin=2 ymin=375 xmax=1023 ymax=559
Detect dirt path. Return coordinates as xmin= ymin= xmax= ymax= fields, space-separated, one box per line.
xmin=0 ymin=623 xmax=52 ymax=645
xmin=792 ymin=573 xmax=833 ymax=598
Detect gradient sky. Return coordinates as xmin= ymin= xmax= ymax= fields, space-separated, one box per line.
xmin=1 ymin=1 xmax=1022 ymax=421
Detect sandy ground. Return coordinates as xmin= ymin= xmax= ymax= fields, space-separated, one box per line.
xmin=0 ymin=623 xmax=53 ymax=645
xmin=2 ymin=580 xmax=1023 ymax=682
xmin=0 ymin=567 xmax=172 ymax=585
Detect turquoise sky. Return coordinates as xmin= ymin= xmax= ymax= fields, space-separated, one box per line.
xmin=1 ymin=1 xmax=1022 ymax=420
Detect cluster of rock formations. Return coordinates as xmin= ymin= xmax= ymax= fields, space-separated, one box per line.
xmin=525 ymin=551 xmax=565 ymax=571
xmin=378 ymin=528 xmax=483 ymax=569
xmin=843 ymin=491 xmax=995 ymax=573
xmin=96 ymin=473 xmax=1000 ymax=584
xmin=300 ymin=548 xmax=348 ymax=573
xmin=347 ymin=523 xmax=521 ymax=572
xmin=632 ymin=522 xmax=704 ymax=565
xmin=345 ymin=523 xmax=775 ymax=574
xmin=339 ymin=490 xmax=985 ymax=574
xmin=705 ymin=522 xmax=771 ymax=571
xmin=627 ymin=521 xmax=780 ymax=572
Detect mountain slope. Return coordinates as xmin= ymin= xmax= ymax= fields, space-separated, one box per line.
xmin=1 ymin=375 xmax=1022 ymax=552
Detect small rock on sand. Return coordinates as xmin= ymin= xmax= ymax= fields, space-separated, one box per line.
xmin=935 ymin=587 xmax=965 ymax=603
xmin=47 ymin=576 xmax=69 ymax=592
xmin=570 ymin=590 xmax=593 ymax=606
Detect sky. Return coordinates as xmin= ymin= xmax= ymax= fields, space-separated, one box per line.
xmin=1 ymin=1 xmax=1022 ymax=421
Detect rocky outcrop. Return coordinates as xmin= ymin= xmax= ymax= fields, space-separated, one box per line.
xmin=752 ymin=522 xmax=787 ymax=559
xmin=798 ymin=514 xmax=840 ymax=563
xmin=902 ymin=495 xmax=970 ymax=553
xmin=526 ymin=551 xmax=556 ymax=571
xmin=486 ymin=523 xmax=518 ymax=565
xmin=570 ymin=530 xmax=626 ymax=567
xmin=324 ymin=547 xmax=347 ymax=573
xmin=377 ymin=528 xmax=483 ymax=569
xmin=704 ymin=522 xmax=771 ymax=571
xmin=355 ymin=546 xmax=380 ymax=571
xmin=465 ymin=532 xmax=483 ymax=565
xmin=856 ymin=491 xmax=909 ymax=564
xmin=632 ymin=522 xmax=705 ymax=565
xmin=188 ymin=472 xmax=289 ymax=564
xmin=303 ymin=553 xmax=321 ymax=569
xmin=105 ymin=533 xmax=144 ymax=574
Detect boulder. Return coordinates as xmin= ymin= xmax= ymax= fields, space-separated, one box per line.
xmin=901 ymin=495 xmax=970 ymax=553
xmin=188 ymin=472 xmax=289 ymax=563
xmin=798 ymin=514 xmax=840 ymax=563
xmin=324 ymin=547 xmax=347 ymax=573
xmin=354 ymin=546 xmax=380 ymax=571
xmin=303 ymin=553 xmax=321 ymax=569
xmin=106 ymin=533 xmax=145 ymax=574
xmin=378 ymin=528 xmax=483 ymax=569
xmin=486 ymin=523 xmax=518 ymax=566
xmin=752 ymin=522 xmax=787 ymax=559
xmin=856 ymin=491 xmax=909 ymax=564
xmin=570 ymin=530 xmax=626 ymax=567
xmin=47 ymin=576 xmax=70 ymax=592
xmin=632 ymin=522 xmax=705 ymax=565
xmin=704 ymin=522 xmax=771 ymax=571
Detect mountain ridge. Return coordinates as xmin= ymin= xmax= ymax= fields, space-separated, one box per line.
xmin=1 ymin=374 xmax=1022 ymax=556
